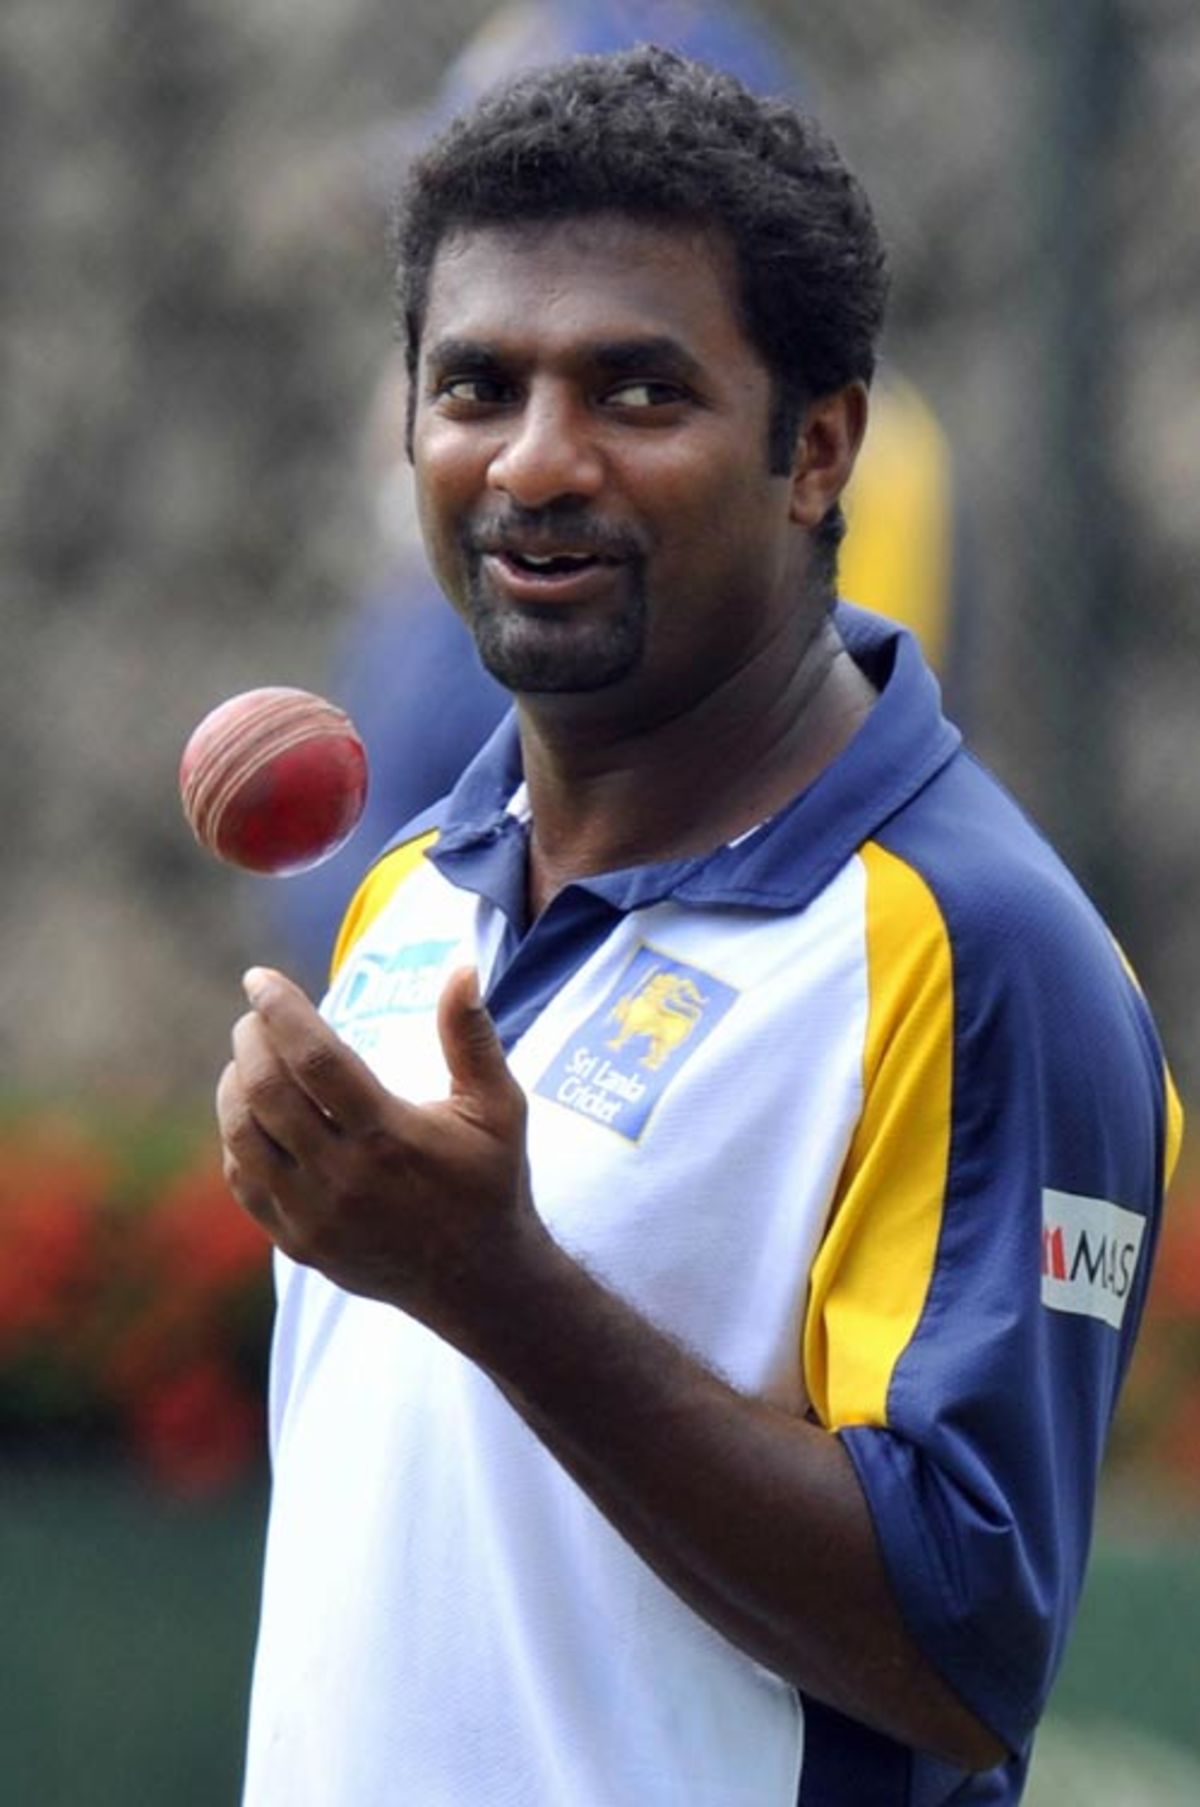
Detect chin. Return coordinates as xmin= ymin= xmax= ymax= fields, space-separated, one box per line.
xmin=473 ymin=607 xmax=646 ymax=696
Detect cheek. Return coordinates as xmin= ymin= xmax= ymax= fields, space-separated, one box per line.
xmin=413 ymin=437 xmax=478 ymax=560
xmin=648 ymin=466 xmax=767 ymax=575
xmin=640 ymin=458 xmax=791 ymax=647
xmin=639 ymin=436 xmax=771 ymax=532
xmin=413 ymin=414 xmax=487 ymax=508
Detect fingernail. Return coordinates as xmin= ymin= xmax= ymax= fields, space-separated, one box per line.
xmin=462 ymin=967 xmax=482 ymax=1009
xmin=242 ymin=966 xmax=271 ymax=1005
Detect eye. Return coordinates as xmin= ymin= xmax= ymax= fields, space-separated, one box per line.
xmin=436 ymin=374 xmax=514 ymax=407
xmin=604 ymin=380 xmax=685 ymax=409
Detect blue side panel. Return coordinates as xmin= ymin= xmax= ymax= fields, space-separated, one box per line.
xmin=843 ymin=750 xmax=1169 ymax=1753
xmin=798 ymin=1697 xmax=912 ymax=1804
xmin=799 ymin=1682 xmax=1031 ymax=1805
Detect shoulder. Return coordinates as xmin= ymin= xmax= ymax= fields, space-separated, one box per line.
xmin=869 ymin=748 xmax=1173 ymax=1201
xmin=875 ymin=750 xmax=1121 ymax=992
xmin=848 ymin=748 xmax=1119 ymax=1071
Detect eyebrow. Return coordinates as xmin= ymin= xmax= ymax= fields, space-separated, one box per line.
xmin=422 ymin=339 xmax=505 ymax=378
xmin=587 ymin=337 xmax=706 ymax=387
xmin=422 ymin=334 xmax=706 ymax=387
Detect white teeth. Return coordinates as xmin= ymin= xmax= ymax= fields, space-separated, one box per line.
xmin=510 ymin=551 xmax=592 ymax=569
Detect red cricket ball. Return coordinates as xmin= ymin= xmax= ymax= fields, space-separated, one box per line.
xmin=179 ymin=687 xmax=369 ymax=875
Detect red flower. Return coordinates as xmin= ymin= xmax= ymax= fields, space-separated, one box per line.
xmin=1145 ymin=1179 xmax=1200 ymax=1318
xmin=0 ymin=1117 xmax=272 ymax=1492
xmin=127 ymin=1355 xmax=264 ymax=1497
xmin=0 ymin=1129 xmax=111 ymax=1355
xmin=137 ymin=1159 xmax=272 ymax=1298
xmin=96 ymin=1150 xmax=272 ymax=1493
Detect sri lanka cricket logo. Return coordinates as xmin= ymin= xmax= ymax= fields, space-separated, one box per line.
xmin=535 ymin=945 xmax=739 ymax=1139
xmin=605 ymin=968 xmax=707 ymax=1070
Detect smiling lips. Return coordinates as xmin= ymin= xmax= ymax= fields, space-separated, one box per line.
xmin=476 ymin=531 xmax=634 ymax=603
xmin=470 ymin=507 xmax=647 ymax=601
xmin=505 ymin=549 xmax=602 ymax=575
xmin=483 ymin=549 xmax=617 ymax=602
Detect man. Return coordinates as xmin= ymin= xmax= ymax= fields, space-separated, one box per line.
xmin=220 ymin=49 xmax=1181 ymax=1806
xmin=268 ymin=1 xmax=960 ymax=990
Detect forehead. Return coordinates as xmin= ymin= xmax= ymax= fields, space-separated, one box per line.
xmin=419 ymin=215 xmax=760 ymax=371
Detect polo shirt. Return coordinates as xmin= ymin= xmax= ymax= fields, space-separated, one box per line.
xmin=242 ymin=604 xmax=1180 ymax=1807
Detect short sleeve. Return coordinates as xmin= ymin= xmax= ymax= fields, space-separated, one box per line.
xmin=805 ymin=838 xmax=1174 ymax=1750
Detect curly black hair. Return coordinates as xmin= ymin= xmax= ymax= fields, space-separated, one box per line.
xmin=395 ymin=46 xmax=889 ymax=570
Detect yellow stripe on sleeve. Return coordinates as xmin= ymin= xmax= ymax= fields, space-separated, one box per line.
xmin=1108 ymin=935 xmax=1185 ymax=1189
xmin=804 ymin=841 xmax=955 ymax=1429
xmin=1164 ymin=1064 xmax=1185 ymax=1188
xmin=329 ymin=830 xmax=439 ymax=985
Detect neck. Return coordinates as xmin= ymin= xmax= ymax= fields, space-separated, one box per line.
xmin=517 ymin=615 xmax=876 ymax=917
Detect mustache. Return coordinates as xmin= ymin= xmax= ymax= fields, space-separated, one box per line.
xmin=466 ymin=504 xmax=647 ymax=562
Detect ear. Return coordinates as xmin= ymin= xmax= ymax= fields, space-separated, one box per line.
xmin=788 ymin=381 xmax=869 ymax=528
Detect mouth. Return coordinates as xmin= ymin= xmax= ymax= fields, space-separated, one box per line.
xmin=500 ymin=549 xmax=606 ymax=577
xmin=479 ymin=543 xmax=627 ymax=604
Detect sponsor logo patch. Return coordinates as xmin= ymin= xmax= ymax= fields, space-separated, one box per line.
xmin=326 ymin=939 xmax=458 ymax=1053
xmin=1041 ymin=1188 xmax=1146 ymax=1330
xmin=535 ymin=946 xmax=738 ymax=1140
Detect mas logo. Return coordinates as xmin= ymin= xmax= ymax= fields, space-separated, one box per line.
xmin=1040 ymin=1187 xmax=1147 ymax=1330
xmin=535 ymin=946 xmax=738 ymax=1140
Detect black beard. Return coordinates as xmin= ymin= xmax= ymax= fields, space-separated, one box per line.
xmin=464 ymin=564 xmax=648 ymax=695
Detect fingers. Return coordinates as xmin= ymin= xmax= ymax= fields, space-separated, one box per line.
xmin=215 ymin=1057 xmax=292 ymax=1234
xmin=438 ymin=966 xmax=527 ymax=1139
xmin=217 ymin=964 xmax=381 ymax=1233
xmin=240 ymin=966 xmax=399 ymax=1138
xmin=229 ymin=1010 xmax=339 ymax=1165
xmin=438 ymin=966 xmax=491 ymax=1087
xmin=215 ymin=962 xmax=536 ymax=1309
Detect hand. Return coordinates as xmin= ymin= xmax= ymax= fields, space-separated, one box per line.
xmin=215 ymin=963 xmax=537 ymax=1332
xmin=217 ymin=975 xmax=1006 ymax=1771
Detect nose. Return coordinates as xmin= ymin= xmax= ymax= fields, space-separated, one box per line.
xmin=486 ymin=383 xmax=605 ymax=508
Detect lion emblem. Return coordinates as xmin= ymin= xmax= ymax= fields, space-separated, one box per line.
xmin=606 ymin=970 xmax=707 ymax=1070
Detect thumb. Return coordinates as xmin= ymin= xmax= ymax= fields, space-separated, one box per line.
xmin=438 ymin=967 xmax=523 ymax=1129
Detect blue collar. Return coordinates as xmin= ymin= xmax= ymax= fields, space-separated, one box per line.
xmin=425 ymin=603 xmax=960 ymax=927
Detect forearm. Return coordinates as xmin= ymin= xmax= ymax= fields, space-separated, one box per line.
xmin=447 ymin=1218 xmax=1007 ymax=1773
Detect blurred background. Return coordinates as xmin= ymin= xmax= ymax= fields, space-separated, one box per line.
xmin=1 ymin=1 xmax=1197 ymax=1801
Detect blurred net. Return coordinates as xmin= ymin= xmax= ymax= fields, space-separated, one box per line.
xmin=1 ymin=0 xmax=1196 ymax=1105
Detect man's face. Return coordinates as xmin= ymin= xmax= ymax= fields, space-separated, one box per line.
xmin=411 ymin=216 xmax=818 ymax=723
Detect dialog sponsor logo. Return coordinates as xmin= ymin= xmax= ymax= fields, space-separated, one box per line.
xmin=326 ymin=939 xmax=458 ymax=1052
xmin=535 ymin=947 xmax=738 ymax=1140
xmin=1040 ymin=1188 xmax=1146 ymax=1330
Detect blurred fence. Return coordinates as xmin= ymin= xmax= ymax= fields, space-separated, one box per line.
xmin=2 ymin=1455 xmax=1197 ymax=1806
xmin=1 ymin=0 xmax=1197 ymax=1100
